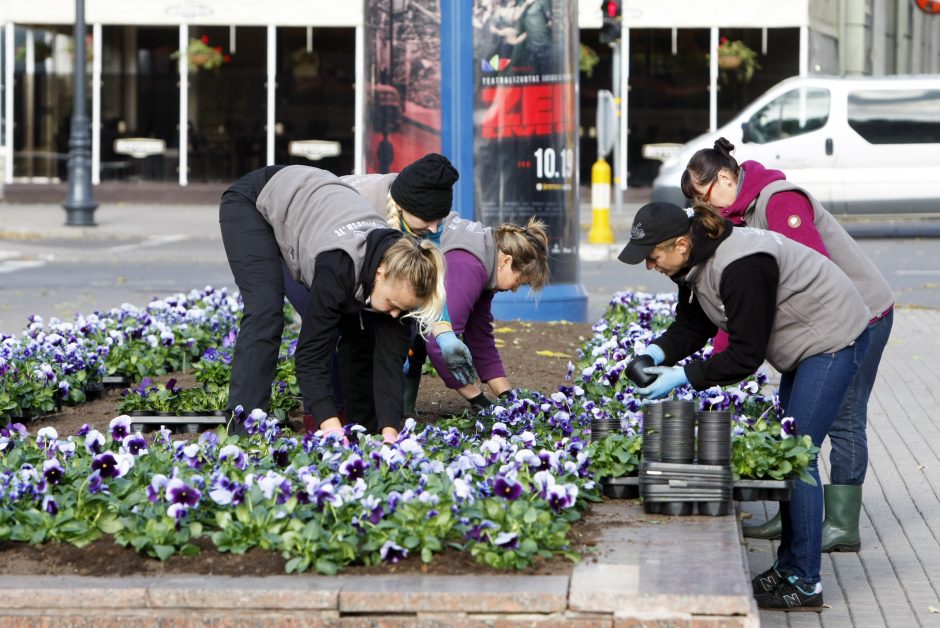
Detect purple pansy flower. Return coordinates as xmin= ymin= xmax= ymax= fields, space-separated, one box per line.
xmin=493 ymin=475 xmax=522 ymax=501
xmin=165 ymin=478 xmax=201 ymax=519
xmin=493 ymin=531 xmax=519 ymax=549
xmin=42 ymin=459 xmax=64 ymax=485
xmin=122 ymin=433 xmax=148 ymax=456
xmin=379 ymin=541 xmax=408 ymax=564
xmin=109 ymin=415 xmax=131 ymax=442
xmin=339 ymin=454 xmax=366 ymax=481
xmin=147 ymin=474 xmax=168 ymax=503
xmin=87 ymin=470 xmax=107 ymax=494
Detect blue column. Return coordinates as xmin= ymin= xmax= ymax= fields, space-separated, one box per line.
xmin=439 ymin=1 xmax=474 ymax=221
xmin=440 ymin=1 xmax=588 ymax=323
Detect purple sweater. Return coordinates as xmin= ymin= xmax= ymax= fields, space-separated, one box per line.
xmin=426 ymin=250 xmax=506 ymax=389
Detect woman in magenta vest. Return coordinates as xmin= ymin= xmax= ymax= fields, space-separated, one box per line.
xmin=681 ymin=138 xmax=894 ymax=555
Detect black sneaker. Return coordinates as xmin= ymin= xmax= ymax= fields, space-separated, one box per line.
xmin=752 ymin=562 xmax=785 ymax=595
xmin=756 ymin=574 xmax=824 ymax=612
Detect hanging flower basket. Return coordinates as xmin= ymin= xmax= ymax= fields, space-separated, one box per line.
xmin=718 ymin=55 xmax=743 ymax=70
xmin=712 ymin=38 xmax=760 ymax=83
xmin=173 ymin=36 xmax=231 ymax=72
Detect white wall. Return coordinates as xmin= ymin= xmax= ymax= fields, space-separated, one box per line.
xmin=6 ymin=0 xmax=362 ymax=26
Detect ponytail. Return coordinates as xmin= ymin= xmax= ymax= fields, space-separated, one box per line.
xmin=385 ymin=192 xmax=405 ymax=232
xmin=691 ymin=201 xmax=728 ymax=239
xmin=379 ymin=235 xmax=445 ymax=337
xmin=680 ymin=137 xmax=740 ymax=201
xmin=493 ymin=217 xmax=550 ymax=291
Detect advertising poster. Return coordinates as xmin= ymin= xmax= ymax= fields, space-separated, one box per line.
xmin=473 ymin=0 xmax=579 ymax=283
xmin=363 ymin=0 xmax=443 ymax=174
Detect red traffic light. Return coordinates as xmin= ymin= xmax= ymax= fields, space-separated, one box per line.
xmin=603 ymin=0 xmax=621 ymax=18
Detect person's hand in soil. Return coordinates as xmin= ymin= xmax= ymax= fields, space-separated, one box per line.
xmin=434 ymin=330 xmax=476 ymax=385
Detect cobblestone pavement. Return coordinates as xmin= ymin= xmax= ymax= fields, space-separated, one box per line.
xmin=746 ymin=308 xmax=940 ymax=627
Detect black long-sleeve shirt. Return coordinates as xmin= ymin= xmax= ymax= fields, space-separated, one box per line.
xmin=655 ymin=253 xmax=780 ymax=390
xmin=293 ymin=230 xmax=406 ymax=427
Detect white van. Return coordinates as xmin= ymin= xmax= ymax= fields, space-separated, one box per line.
xmin=650 ymin=75 xmax=940 ymax=215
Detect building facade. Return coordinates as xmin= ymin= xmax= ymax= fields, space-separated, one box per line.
xmin=0 ymin=0 xmax=936 ymax=189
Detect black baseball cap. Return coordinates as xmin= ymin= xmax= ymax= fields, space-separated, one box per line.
xmin=618 ymin=202 xmax=693 ymax=264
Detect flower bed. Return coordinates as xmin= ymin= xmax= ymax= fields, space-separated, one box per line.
xmin=0 ymin=288 xmax=816 ymax=574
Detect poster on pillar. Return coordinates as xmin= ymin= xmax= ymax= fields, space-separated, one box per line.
xmin=363 ymin=0 xmax=443 ymax=174
xmin=472 ymin=0 xmax=579 ymax=284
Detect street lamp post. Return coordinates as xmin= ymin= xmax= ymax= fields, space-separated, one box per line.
xmin=62 ymin=0 xmax=98 ymax=226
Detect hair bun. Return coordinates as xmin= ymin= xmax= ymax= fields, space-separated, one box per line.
xmin=714 ymin=137 xmax=735 ymax=156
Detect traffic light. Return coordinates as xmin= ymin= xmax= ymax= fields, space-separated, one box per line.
xmin=599 ymin=0 xmax=622 ymax=44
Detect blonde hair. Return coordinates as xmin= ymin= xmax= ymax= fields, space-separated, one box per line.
xmin=493 ymin=217 xmax=550 ymax=291
xmin=380 ymin=235 xmax=445 ymax=336
xmin=385 ymin=192 xmax=405 ymax=232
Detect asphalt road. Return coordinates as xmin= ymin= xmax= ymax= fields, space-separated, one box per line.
xmin=1 ymin=225 xmax=938 ymax=334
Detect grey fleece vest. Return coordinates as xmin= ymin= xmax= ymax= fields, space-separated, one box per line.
xmin=441 ymin=213 xmax=499 ymax=290
xmin=686 ymin=228 xmax=869 ymax=373
xmin=256 ymin=166 xmax=388 ymax=294
xmin=339 ymin=173 xmax=398 ymax=215
xmin=748 ymin=180 xmax=894 ymax=319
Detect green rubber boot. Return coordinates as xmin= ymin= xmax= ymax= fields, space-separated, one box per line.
xmin=742 ymin=510 xmax=782 ymax=540
xmin=403 ymin=375 xmax=421 ymax=419
xmin=821 ymin=484 xmax=862 ymax=552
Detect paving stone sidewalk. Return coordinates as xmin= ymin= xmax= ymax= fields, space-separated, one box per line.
xmin=745 ymin=307 xmax=940 ymax=627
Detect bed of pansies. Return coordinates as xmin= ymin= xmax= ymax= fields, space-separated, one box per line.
xmin=0 ymin=288 xmax=816 ymax=574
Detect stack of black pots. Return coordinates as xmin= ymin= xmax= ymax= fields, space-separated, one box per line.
xmin=640 ymin=400 xmax=733 ymax=516
xmin=590 ymin=416 xmax=623 ymax=440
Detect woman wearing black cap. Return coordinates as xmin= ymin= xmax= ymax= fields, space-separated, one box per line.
xmin=281 ymin=154 xmax=475 ymax=421
xmin=219 ymin=165 xmax=446 ymax=443
xmin=619 ymin=201 xmax=870 ymax=612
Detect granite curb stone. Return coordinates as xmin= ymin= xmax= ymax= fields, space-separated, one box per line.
xmin=337 ymin=575 xmax=568 ymax=613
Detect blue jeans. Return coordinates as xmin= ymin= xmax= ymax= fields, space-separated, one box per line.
xmin=828 ymin=309 xmax=893 ymax=485
xmin=776 ymin=327 xmax=870 ymax=584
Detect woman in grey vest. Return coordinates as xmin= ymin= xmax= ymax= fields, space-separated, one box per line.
xmin=282 ymin=154 xmax=476 ymax=423
xmin=682 ymin=138 xmax=894 ymax=553
xmin=219 ymin=165 xmax=445 ymax=443
xmin=619 ymin=202 xmax=871 ymax=612
xmin=422 ymin=215 xmax=550 ymax=411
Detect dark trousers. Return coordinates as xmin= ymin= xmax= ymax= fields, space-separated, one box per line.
xmin=219 ymin=166 xmax=286 ymax=414
xmin=282 ymin=264 xmax=345 ymax=414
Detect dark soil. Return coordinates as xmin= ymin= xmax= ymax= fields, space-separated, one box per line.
xmin=1 ymin=321 xmax=613 ymax=577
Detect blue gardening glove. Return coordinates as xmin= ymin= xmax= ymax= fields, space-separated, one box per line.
xmin=636 ymin=366 xmax=688 ymax=400
xmin=641 ymin=344 xmax=666 ymax=366
xmin=435 ymin=330 xmax=476 ymax=385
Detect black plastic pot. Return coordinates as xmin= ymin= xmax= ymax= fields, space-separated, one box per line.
xmin=660 ymin=400 xmax=696 ymax=464
xmin=602 ymin=475 xmax=640 ymax=500
xmin=732 ymin=478 xmax=793 ymax=502
xmin=625 ymin=354 xmax=656 ymax=387
xmin=641 ymin=402 xmax=663 ymax=462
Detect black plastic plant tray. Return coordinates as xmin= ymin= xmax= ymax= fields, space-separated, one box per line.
xmin=697 ymin=501 xmax=733 ymax=517
xmin=732 ymin=478 xmax=793 ymax=502
xmin=642 ymin=488 xmax=732 ymax=501
xmin=102 ymin=375 xmax=132 ymax=388
xmin=602 ymin=476 xmax=640 ymax=500
xmin=643 ymin=461 xmax=733 ymax=475
xmin=128 ymin=411 xmax=226 ymax=434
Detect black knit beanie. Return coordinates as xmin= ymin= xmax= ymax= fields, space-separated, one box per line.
xmin=390 ymin=153 xmax=459 ymax=221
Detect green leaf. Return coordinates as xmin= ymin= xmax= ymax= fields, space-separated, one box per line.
xmin=523 ymin=508 xmax=538 ymax=524
xmin=315 ymin=559 xmax=338 ymax=575
xmin=97 ymin=515 xmax=123 ymax=534
xmin=153 ymin=544 xmax=176 ymax=561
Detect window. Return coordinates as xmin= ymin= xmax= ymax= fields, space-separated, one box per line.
xmin=848 ymin=89 xmax=940 ymax=144
xmin=745 ymin=87 xmax=830 ymax=144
